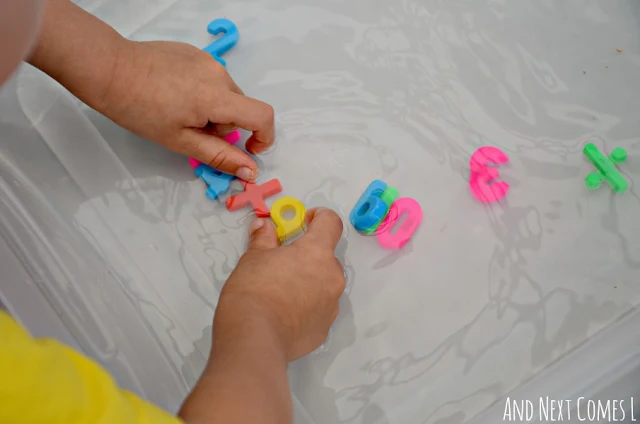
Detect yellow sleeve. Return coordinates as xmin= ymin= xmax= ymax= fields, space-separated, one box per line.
xmin=0 ymin=310 xmax=183 ymax=424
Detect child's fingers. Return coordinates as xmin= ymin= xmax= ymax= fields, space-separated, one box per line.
xmin=181 ymin=129 xmax=258 ymax=181
xmin=245 ymin=133 xmax=272 ymax=155
xmin=297 ymin=208 xmax=344 ymax=251
xmin=213 ymin=92 xmax=275 ymax=152
xmin=205 ymin=123 xmax=239 ymax=138
xmin=225 ymin=74 xmax=245 ymax=96
xmin=247 ymin=218 xmax=279 ymax=251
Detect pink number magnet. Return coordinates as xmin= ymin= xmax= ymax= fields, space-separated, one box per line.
xmin=376 ymin=197 xmax=423 ymax=249
xmin=222 ymin=129 xmax=242 ymax=145
xmin=469 ymin=146 xmax=510 ymax=203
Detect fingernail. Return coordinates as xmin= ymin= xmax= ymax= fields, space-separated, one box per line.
xmin=249 ymin=218 xmax=264 ymax=234
xmin=237 ymin=167 xmax=255 ymax=181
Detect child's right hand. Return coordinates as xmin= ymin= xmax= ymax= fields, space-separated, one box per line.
xmin=181 ymin=210 xmax=345 ymax=423
xmin=214 ymin=208 xmax=346 ymax=361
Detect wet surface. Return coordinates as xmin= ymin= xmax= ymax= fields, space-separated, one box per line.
xmin=1 ymin=0 xmax=640 ymax=422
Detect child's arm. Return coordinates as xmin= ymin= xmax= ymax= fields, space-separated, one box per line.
xmin=28 ymin=0 xmax=274 ymax=181
xmin=1 ymin=210 xmax=344 ymax=424
xmin=178 ymin=298 xmax=292 ymax=423
xmin=179 ymin=210 xmax=346 ymax=424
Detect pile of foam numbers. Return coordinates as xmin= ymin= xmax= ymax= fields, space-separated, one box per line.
xmin=194 ymin=19 xmax=632 ymax=249
xmin=190 ymin=18 xmax=305 ymax=243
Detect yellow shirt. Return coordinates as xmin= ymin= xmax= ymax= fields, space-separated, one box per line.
xmin=0 ymin=310 xmax=182 ymax=424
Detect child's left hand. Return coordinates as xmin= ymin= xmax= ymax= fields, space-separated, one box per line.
xmin=27 ymin=0 xmax=274 ymax=182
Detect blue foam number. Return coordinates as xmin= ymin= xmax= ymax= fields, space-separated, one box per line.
xmin=352 ymin=196 xmax=389 ymax=232
xmin=203 ymin=18 xmax=239 ymax=67
xmin=349 ymin=180 xmax=387 ymax=227
xmin=195 ymin=164 xmax=236 ymax=200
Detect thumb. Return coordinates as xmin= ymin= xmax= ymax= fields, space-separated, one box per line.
xmin=183 ymin=130 xmax=258 ymax=181
xmin=247 ymin=218 xmax=279 ymax=250
xmin=296 ymin=207 xmax=343 ymax=250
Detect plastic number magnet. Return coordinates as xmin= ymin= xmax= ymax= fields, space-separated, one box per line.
xmin=352 ymin=196 xmax=388 ymax=232
xmin=195 ymin=165 xmax=235 ymax=200
xmin=203 ymin=18 xmax=239 ymax=67
xmin=270 ymin=196 xmax=306 ymax=242
xmin=223 ymin=130 xmax=241 ymax=145
xmin=225 ymin=179 xmax=283 ymax=217
xmin=189 ymin=158 xmax=202 ymax=169
xmin=469 ymin=146 xmax=510 ymax=203
xmin=379 ymin=185 xmax=399 ymax=206
xmin=583 ymin=143 xmax=628 ymax=193
xmin=376 ymin=197 xmax=423 ymax=249
xmin=349 ymin=180 xmax=388 ymax=229
xmin=362 ymin=185 xmax=399 ymax=234
xmin=351 ymin=185 xmax=399 ymax=234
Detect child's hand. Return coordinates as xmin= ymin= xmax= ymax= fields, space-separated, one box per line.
xmin=27 ymin=0 xmax=273 ymax=182
xmin=181 ymin=210 xmax=345 ymax=423
xmin=214 ymin=208 xmax=346 ymax=361
xmin=100 ymin=40 xmax=274 ymax=181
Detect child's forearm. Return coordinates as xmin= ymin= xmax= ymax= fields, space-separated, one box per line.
xmin=27 ymin=0 xmax=129 ymax=112
xmin=179 ymin=296 xmax=293 ymax=424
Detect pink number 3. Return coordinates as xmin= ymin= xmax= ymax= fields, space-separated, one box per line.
xmin=469 ymin=146 xmax=510 ymax=203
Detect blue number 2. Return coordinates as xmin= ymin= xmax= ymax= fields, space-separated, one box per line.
xmin=203 ymin=18 xmax=239 ymax=67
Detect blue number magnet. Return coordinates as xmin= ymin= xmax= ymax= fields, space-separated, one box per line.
xmin=203 ymin=18 xmax=239 ymax=67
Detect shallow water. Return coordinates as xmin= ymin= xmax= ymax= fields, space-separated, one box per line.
xmin=1 ymin=0 xmax=640 ymax=422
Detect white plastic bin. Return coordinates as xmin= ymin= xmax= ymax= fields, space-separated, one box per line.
xmin=2 ymin=0 xmax=640 ymax=422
